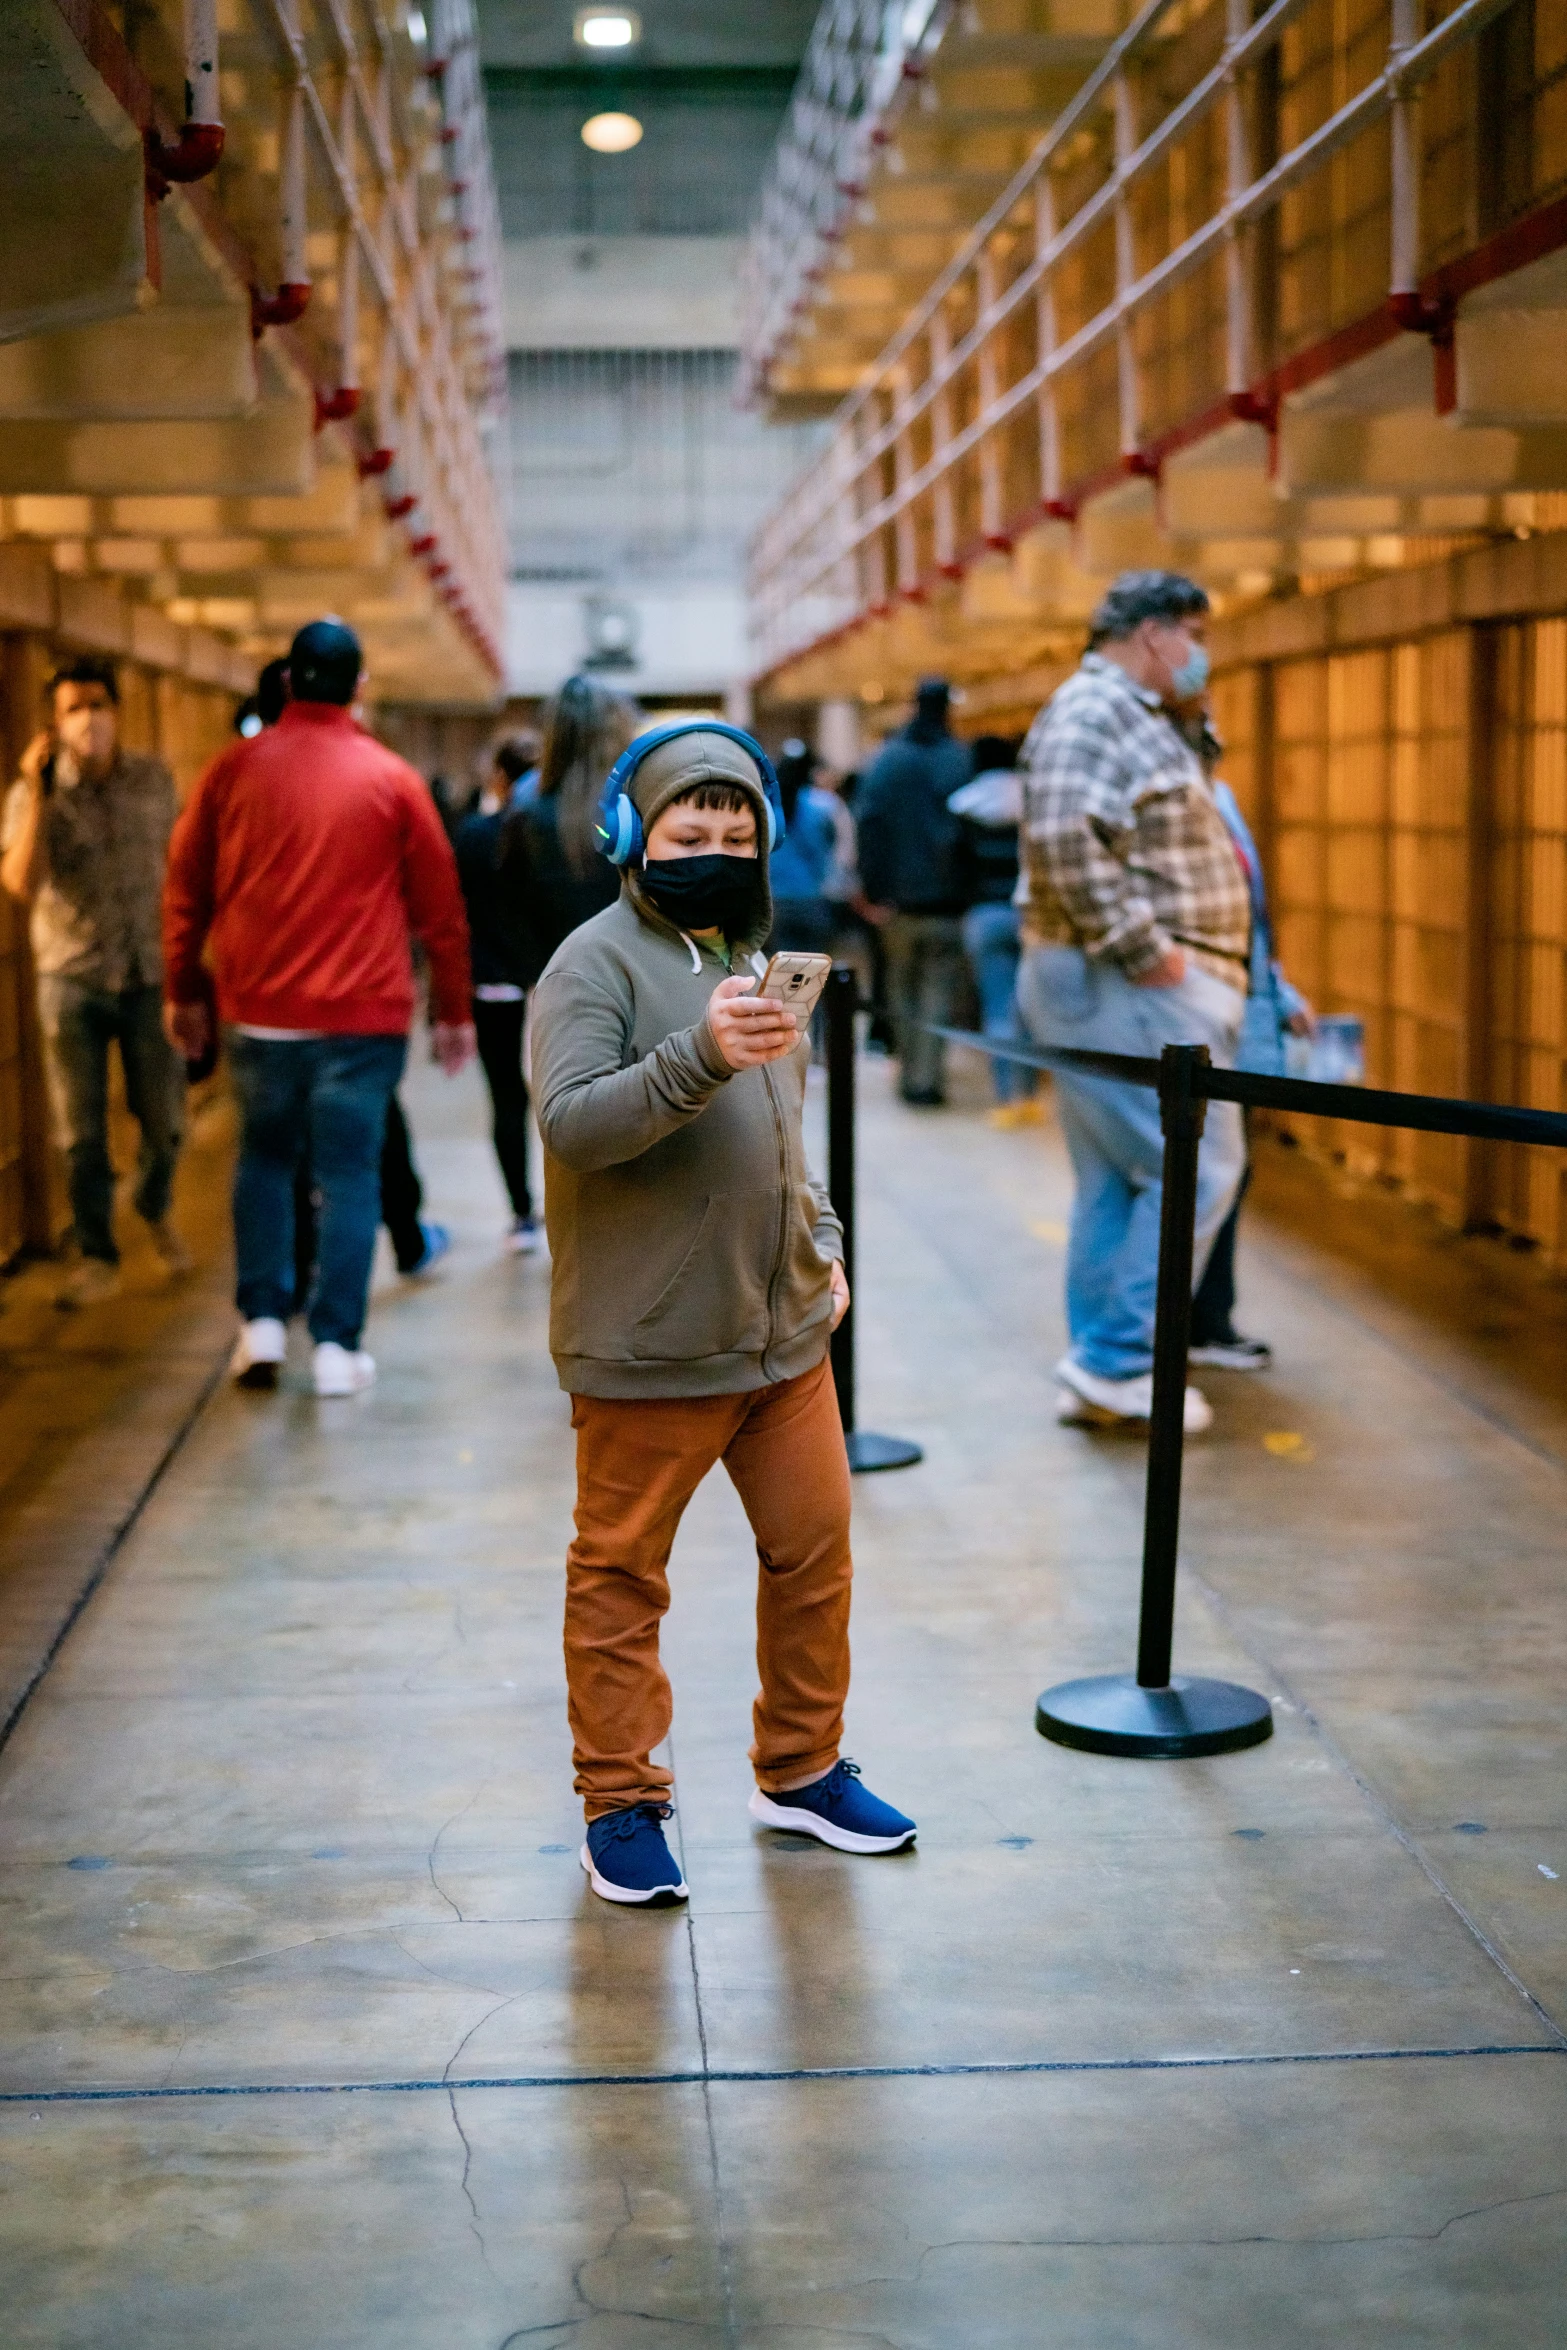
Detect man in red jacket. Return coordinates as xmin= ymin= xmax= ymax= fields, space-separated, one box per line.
xmin=164 ymin=620 xmax=474 ymax=1397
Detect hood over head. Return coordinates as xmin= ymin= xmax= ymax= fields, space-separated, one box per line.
xmin=624 ymin=728 xmax=774 ymax=951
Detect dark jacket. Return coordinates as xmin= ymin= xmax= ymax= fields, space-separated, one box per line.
xmin=453 ymin=806 xmax=528 ymax=989
xmin=502 ymin=793 xmax=622 ymax=985
xmin=854 ymin=721 xmax=971 ymax=912
xmin=949 ymin=768 xmax=1023 ymax=909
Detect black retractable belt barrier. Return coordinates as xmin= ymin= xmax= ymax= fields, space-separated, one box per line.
xmin=924 ymin=1021 xmax=1567 ymax=1760
xmin=825 ymin=966 xmax=923 ymax=1474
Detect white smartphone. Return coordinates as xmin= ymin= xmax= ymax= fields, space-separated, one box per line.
xmin=754 ymin=951 xmax=833 ymax=1021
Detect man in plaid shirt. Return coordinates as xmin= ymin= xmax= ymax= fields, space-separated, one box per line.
xmin=1015 ymin=571 xmax=1249 ymax=1433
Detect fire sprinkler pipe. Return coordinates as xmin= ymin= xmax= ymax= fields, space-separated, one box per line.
xmin=251 ymin=79 xmax=311 ymax=334
xmin=144 ymin=0 xmax=225 ymax=194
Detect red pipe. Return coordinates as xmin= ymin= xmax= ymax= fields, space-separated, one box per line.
xmin=143 ymin=121 xmax=225 ymax=200
xmin=1388 ymin=290 xmax=1458 ymax=416
xmin=314 ymin=387 xmax=361 ymax=431
xmin=250 ymin=282 xmax=311 ymax=338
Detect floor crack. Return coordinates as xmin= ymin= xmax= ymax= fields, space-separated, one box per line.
xmin=427 ymin=1780 xmax=491 ymax=1924
xmin=446 ymin=2082 xmax=494 ymax=2275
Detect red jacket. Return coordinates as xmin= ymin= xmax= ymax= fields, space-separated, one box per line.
xmin=163 ymin=702 xmax=471 ymax=1035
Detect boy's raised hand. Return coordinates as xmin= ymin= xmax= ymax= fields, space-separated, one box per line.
xmin=706 ymin=974 xmax=802 ymax=1071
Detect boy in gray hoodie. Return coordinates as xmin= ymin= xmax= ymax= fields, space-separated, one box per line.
xmin=531 ymin=724 xmax=916 ymax=1905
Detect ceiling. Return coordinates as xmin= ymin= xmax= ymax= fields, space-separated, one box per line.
xmin=476 ymin=2 xmax=820 ymax=72
xmin=478 ymin=0 xmax=820 ymax=240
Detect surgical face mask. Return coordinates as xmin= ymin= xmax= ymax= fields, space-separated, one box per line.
xmin=1167 ymin=637 xmax=1209 ymax=699
xmin=639 ymin=852 xmax=760 ymax=934
xmin=55 ymin=702 xmax=117 ymax=768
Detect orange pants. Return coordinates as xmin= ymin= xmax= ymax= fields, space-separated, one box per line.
xmin=565 ymin=1355 xmax=853 ymax=1820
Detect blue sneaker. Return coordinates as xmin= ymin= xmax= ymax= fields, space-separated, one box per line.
xmin=403 ymin=1220 xmax=451 ymax=1278
xmin=580 ymin=1804 xmax=689 ymax=1907
xmin=748 ymin=1761 xmax=916 ymax=1854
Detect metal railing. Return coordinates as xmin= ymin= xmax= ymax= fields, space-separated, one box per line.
xmin=748 ymin=0 xmax=1522 ymax=680
xmin=922 ymin=1023 xmax=1567 ymax=1758
xmin=739 ymin=0 xmax=958 ymax=408
xmin=248 ymin=0 xmax=509 ymax=669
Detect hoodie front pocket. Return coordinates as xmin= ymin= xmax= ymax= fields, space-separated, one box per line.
xmin=631 ymin=1191 xmax=775 ymax=1362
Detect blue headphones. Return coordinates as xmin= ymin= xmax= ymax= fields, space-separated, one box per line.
xmin=595 ymin=721 xmax=785 ymax=867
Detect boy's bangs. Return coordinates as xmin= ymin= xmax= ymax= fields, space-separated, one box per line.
xmin=670 ymin=783 xmax=754 ymax=817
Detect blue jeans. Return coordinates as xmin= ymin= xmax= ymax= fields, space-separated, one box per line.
xmin=37 ymin=978 xmax=184 ymax=1264
xmin=1017 ymin=947 xmax=1246 ymax=1380
xmin=961 ymin=902 xmax=1035 ymax=1104
xmin=228 ymin=1032 xmax=407 ymax=1348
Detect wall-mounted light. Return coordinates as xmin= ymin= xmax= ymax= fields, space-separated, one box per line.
xmin=574 ymin=7 xmax=641 ymax=49
xmin=581 ymin=111 xmax=643 ymax=153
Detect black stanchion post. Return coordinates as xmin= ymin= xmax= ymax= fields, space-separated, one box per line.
xmin=1035 ymin=1043 xmax=1272 ymax=1758
xmin=825 ymin=965 xmax=922 ymax=1476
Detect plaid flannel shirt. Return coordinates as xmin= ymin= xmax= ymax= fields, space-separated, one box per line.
xmin=1017 ymin=652 xmax=1250 ymax=988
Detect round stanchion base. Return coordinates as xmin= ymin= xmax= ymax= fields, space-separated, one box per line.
xmin=1035 ymin=1673 xmax=1273 ymax=1759
xmin=845 ymin=1430 xmax=924 ymax=1475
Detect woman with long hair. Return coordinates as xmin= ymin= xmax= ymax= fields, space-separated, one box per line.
xmin=504 ymin=675 xmax=639 ymax=975
xmin=454 ymin=732 xmax=548 ymax=1254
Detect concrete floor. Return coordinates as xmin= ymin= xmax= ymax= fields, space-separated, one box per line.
xmin=1 ymin=1043 xmax=1564 ymax=2347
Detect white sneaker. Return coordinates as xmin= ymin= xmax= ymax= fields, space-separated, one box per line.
xmin=312 ymin=1341 xmax=376 ymax=1397
xmin=232 ymin=1316 xmax=288 ymax=1390
xmin=1055 ymin=1357 xmax=1212 ymax=1435
xmin=506 ymin=1216 xmax=544 ymax=1256
xmin=1189 ymin=1333 xmax=1273 ymax=1371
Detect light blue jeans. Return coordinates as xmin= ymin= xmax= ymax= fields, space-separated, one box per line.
xmin=961 ymin=902 xmax=1035 ymax=1105
xmin=1017 ymin=946 xmax=1246 ymax=1380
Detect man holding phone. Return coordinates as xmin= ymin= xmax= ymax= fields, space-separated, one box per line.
xmin=1 ymin=657 xmax=188 ymax=1308
xmin=531 ymin=723 xmax=915 ymax=1908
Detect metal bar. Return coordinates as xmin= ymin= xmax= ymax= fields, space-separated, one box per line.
xmin=827 ymin=965 xmax=858 ymax=1435
xmin=924 ymin=1025 xmax=1567 ymax=1150
xmin=1137 ymin=1046 xmax=1206 ymax=1690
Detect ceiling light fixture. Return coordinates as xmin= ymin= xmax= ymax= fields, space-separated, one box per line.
xmin=581 ymin=110 xmax=643 ymax=153
xmin=575 ymin=7 xmax=640 ymax=49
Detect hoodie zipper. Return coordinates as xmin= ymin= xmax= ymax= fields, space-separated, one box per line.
xmin=758 ymin=1060 xmax=793 ymax=1380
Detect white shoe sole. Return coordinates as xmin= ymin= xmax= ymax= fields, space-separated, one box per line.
xmin=578 ymin=1845 xmax=688 ymax=1906
xmin=313 ymin=1358 xmax=375 ymax=1398
xmin=747 ymin=1787 xmax=916 ymax=1854
xmin=1188 ymin=1347 xmax=1272 ymax=1372
xmin=1055 ymin=1386 xmax=1121 ymax=1427
xmin=1056 ymin=1360 xmax=1212 ymax=1435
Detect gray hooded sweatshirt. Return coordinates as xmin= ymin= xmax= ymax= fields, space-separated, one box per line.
xmin=530 ymin=730 xmax=844 ymax=1400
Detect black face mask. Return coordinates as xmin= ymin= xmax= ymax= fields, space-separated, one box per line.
xmin=639 ymin=853 xmax=760 ymax=934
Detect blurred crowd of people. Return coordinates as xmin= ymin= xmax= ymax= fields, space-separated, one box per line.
xmin=3 ymin=568 xmax=1305 ymax=1438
